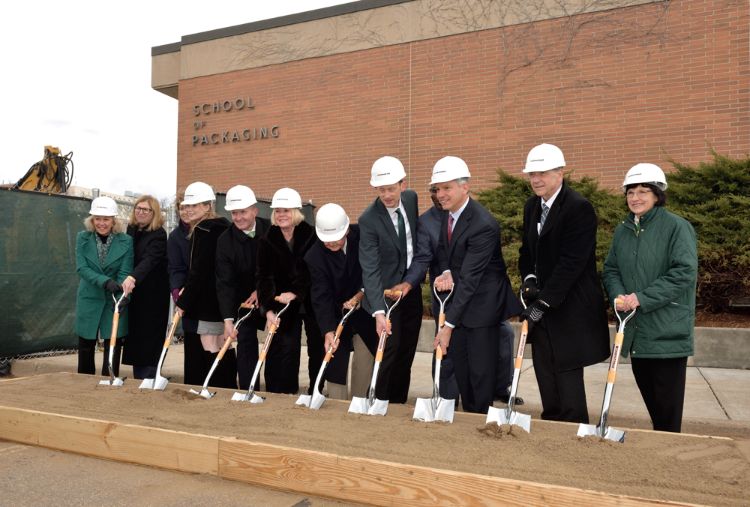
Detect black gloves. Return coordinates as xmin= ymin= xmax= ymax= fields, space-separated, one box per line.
xmin=104 ymin=279 xmax=121 ymax=293
xmin=118 ymin=295 xmax=130 ymax=309
xmin=521 ymin=277 xmax=540 ymax=303
xmin=520 ymin=299 xmax=549 ymax=324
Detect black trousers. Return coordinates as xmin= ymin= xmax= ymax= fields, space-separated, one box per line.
xmin=78 ymin=336 xmax=123 ymax=377
xmin=531 ymin=320 xmax=589 ymax=423
xmin=303 ymin=311 xmax=324 ymax=395
xmin=265 ymin=313 xmax=303 ymax=394
xmin=236 ymin=325 xmax=259 ymax=391
xmin=632 ymin=356 xmax=687 ymax=433
xmin=375 ymin=288 xmax=423 ymax=403
xmin=184 ymin=332 xmax=237 ymax=388
xmin=448 ymin=325 xmax=499 ymax=414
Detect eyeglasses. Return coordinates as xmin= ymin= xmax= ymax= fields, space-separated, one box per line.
xmin=429 ymin=187 xmax=437 ymax=194
xmin=626 ymin=189 xmax=653 ymax=199
xmin=135 ymin=207 xmax=153 ymax=213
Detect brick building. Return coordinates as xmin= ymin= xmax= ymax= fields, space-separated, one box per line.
xmin=151 ymin=0 xmax=749 ymax=215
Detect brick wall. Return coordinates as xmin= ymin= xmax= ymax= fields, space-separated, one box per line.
xmin=176 ymin=0 xmax=748 ymax=217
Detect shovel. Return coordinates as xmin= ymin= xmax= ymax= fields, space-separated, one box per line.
xmin=486 ymin=289 xmax=531 ymax=432
xmin=189 ymin=304 xmax=256 ymax=399
xmin=577 ymin=299 xmax=635 ymax=442
xmin=231 ymin=297 xmax=291 ymax=403
xmin=139 ymin=310 xmax=181 ymax=390
xmin=296 ymin=303 xmax=359 ymax=410
xmin=348 ymin=290 xmax=402 ymax=416
xmin=99 ymin=293 xmax=127 ymax=387
xmin=413 ymin=285 xmax=455 ymax=423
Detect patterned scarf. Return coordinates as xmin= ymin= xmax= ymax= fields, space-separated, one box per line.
xmin=96 ymin=233 xmax=114 ymax=266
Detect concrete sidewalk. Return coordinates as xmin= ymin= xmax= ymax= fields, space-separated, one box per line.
xmin=8 ymin=341 xmax=750 ymax=436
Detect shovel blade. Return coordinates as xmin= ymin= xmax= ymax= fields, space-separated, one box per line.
xmin=99 ymin=377 xmax=125 ymax=387
xmin=309 ymin=392 xmax=326 ymax=410
xmin=486 ymin=406 xmax=531 ymax=432
xmin=413 ymin=398 xmax=436 ymax=422
xmin=434 ymin=398 xmax=455 ymax=423
xmin=367 ymin=399 xmax=388 ymax=416
xmin=139 ymin=378 xmax=155 ymax=389
xmin=295 ymin=394 xmax=312 ymax=407
xmin=349 ymin=397 xmax=388 ymax=416
xmin=140 ymin=375 xmax=169 ymax=391
xmin=577 ymin=423 xmax=625 ymax=443
xmin=189 ymin=388 xmax=215 ymax=399
xmin=348 ymin=396 xmax=369 ymax=415
xmin=231 ymin=391 xmax=264 ymax=403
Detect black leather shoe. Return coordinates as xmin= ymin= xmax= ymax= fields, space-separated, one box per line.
xmin=496 ymin=393 xmax=525 ymax=406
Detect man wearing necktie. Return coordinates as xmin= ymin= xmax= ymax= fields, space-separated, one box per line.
xmin=518 ymin=143 xmax=610 ymax=423
xmin=430 ymin=156 xmax=522 ymax=414
xmin=358 ymin=156 xmax=423 ymax=404
xmin=215 ymin=185 xmax=270 ymax=390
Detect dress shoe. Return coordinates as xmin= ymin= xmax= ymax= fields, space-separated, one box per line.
xmin=496 ymin=393 xmax=524 ymax=406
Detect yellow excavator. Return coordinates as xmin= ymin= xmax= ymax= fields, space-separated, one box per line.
xmin=13 ymin=146 xmax=74 ymax=193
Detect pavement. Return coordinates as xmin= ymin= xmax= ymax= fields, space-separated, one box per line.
xmin=7 ymin=339 xmax=750 ymax=437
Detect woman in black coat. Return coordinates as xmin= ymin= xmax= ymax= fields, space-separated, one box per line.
xmin=121 ymin=195 xmax=170 ymax=379
xmin=257 ymin=188 xmax=322 ymax=395
xmin=176 ymin=182 xmax=236 ymax=388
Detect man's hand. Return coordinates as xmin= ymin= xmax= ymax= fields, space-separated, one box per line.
xmin=389 ymin=282 xmax=412 ymax=297
xmin=176 ymin=306 xmax=184 ymax=317
xmin=616 ymin=293 xmax=640 ymax=312
xmin=224 ymin=321 xmax=238 ymax=341
xmin=121 ymin=276 xmax=136 ymax=295
xmin=242 ymin=291 xmax=258 ymax=308
xmin=520 ymin=299 xmax=549 ymax=324
xmin=343 ymin=291 xmax=364 ymax=310
xmin=277 ymin=292 xmax=297 ymax=305
xmin=433 ymin=325 xmax=452 ymax=355
xmin=521 ymin=276 xmax=540 ymax=303
xmin=434 ymin=271 xmax=454 ymax=292
xmin=375 ymin=313 xmax=390 ymax=336
xmin=324 ymin=331 xmax=338 ymax=352
xmin=266 ymin=311 xmax=278 ymax=329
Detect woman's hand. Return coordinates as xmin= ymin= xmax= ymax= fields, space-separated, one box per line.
xmin=121 ymin=276 xmax=136 ymax=295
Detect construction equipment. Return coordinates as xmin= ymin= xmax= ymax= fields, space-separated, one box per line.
xmin=348 ymin=290 xmax=403 ymax=416
xmin=190 ymin=305 xmax=256 ymax=399
xmin=99 ymin=293 xmax=127 ymax=387
xmin=14 ymin=146 xmax=73 ymax=193
xmin=413 ymin=285 xmax=455 ymax=423
xmin=139 ymin=310 xmax=181 ymax=390
xmin=296 ymin=303 xmax=359 ymax=410
xmin=231 ymin=297 xmax=291 ymax=403
xmin=486 ymin=289 xmax=532 ymax=432
xmin=577 ymin=299 xmax=636 ymax=442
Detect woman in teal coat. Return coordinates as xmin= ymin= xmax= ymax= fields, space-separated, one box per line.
xmin=602 ymin=163 xmax=697 ymax=433
xmin=75 ymin=196 xmax=134 ymax=376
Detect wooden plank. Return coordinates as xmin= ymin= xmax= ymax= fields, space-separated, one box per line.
xmin=218 ymin=438 xmax=690 ymax=507
xmin=0 ymin=405 xmax=219 ymax=475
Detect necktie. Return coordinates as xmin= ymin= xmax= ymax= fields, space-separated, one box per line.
xmin=395 ymin=209 xmax=407 ymax=268
xmin=540 ymin=203 xmax=550 ymax=229
xmin=246 ymin=229 xmax=255 ymax=238
xmin=447 ymin=213 xmax=454 ymax=243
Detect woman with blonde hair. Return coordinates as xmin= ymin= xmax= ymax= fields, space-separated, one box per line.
xmin=176 ymin=182 xmax=236 ymax=388
xmin=75 ymin=196 xmax=133 ymax=376
xmin=121 ymin=195 xmax=170 ymax=379
xmin=257 ymin=187 xmax=322 ymax=394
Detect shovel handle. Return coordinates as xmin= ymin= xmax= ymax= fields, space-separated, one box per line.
xmin=109 ymin=311 xmax=120 ymax=348
xmin=383 ymin=289 xmax=402 ymax=298
xmin=216 ymin=336 xmax=234 ymax=360
xmin=438 ymin=312 xmax=445 ymax=328
xmin=514 ymin=320 xmax=528 ymax=370
xmin=435 ymin=346 xmax=444 ymax=361
xmin=163 ymin=311 xmax=181 ymax=348
xmin=606 ymin=331 xmax=624 ymax=384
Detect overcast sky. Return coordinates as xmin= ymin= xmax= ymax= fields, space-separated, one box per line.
xmin=1 ymin=1 xmax=351 ymax=199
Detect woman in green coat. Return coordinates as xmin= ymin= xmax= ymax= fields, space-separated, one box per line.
xmin=75 ymin=196 xmax=134 ymax=376
xmin=602 ymin=163 xmax=697 ymax=433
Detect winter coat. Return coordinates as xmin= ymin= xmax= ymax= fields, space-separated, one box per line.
xmin=122 ymin=225 xmax=170 ymax=366
xmin=215 ymin=218 xmax=270 ymax=329
xmin=176 ymin=216 xmax=231 ymax=323
xmin=602 ymin=206 xmax=697 ymax=358
xmin=167 ymin=220 xmax=198 ymax=334
xmin=75 ymin=231 xmax=133 ymax=340
xmin=256 ymin=220 xmax=317 ymax=331
xmin=519 ymin=182 xmax=610 ymax=371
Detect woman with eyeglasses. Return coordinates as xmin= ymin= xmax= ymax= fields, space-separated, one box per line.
xmin=602 ymin=163 xmax=697 ymax=433
xmin=121 ymin=195 xmax=170 ymax=379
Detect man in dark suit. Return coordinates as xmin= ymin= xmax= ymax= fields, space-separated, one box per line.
xmin=518 ymin=143 xmax=610 ymax=423
xmin=215 ymin=185 xmax=270 ymax=390
xmin=431 ymin=156 xmax=522 ymax=414
xmin=304 ymin=203 xmax=379 ymax=399
xmin=358 ymin=156 xmax=423 ymax=404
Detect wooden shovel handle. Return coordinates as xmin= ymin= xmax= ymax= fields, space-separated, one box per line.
xmin=383 ymin=289 xmax=402 ymax=298
xmin=163 ymin=311 xmax=181 ymax=348
xmin=216 ymin=336 xmax=234 ymax=360
xmin=109 ymin=312 xmax=120 ymax=348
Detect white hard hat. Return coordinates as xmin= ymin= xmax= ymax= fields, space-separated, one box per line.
xmin=622 ymin=163 xmax=668 ymax=192
xmin=224 ymin=185 xmax=257 ymax=211
xmin=89 ymin=196 xmax=118 ymax=216
xmin=182 ymin=182 xmax=215 ymax=205
xmin=430 ymin=156 xmax=471 ymax=185
xmin=370 ymin=156 xmax=406 ymax=187
xmin=523 ymin=143 xmax=566 ymax=173
xmin=315 ymin=203 xmax=350 ymax=242
xmin=270 ymin=187 xmax=302 ymax=209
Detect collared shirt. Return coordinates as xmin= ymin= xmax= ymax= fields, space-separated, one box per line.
xmin=448 ymin=196 xmax=471 ymax=234
xmin=385 ymin=201 xmax=413 ymax=269
xmin=537 ymin=184 xmax=562 ymax=235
